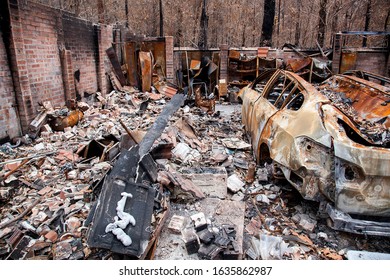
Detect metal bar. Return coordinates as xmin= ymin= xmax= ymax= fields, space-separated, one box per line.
xmin=119 ymin=119 xmax=138 ymax=144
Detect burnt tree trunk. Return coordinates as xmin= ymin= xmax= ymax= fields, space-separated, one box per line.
xmin=159 ymin=0 xmax=164 ymax=37
xmin=198 ymin=0 xmax=208 ymax=49
xmin=330 ymin=1 xmax=340 ymax=46
xmin=152 ymin=1 xmax=158 ymax=36
xmin=69 ymin=0 xmax=80 ymax=16
xmin=386 ymin=9 xmax=390 ymax=31
xmin=276 ymin=0 xmax=281 ymax=46
xmin=176 ymin=6 xmax=183 ymax=47
xmin=386 ymin=9 xmax=390 ymax=77
xmin=252 ymin=0 xmax=257 ymax=46
xmin=242 ymin=26 xmax=246 ymax=47
xmin=260 ymin=0 xmax=276 ymax=46
xmin=317 ymin=0 xmax=328 ymax=47
xmin=125 ymin=0 xmax=129 ymax=27
xmin=97 ymin=0 xmax=104 ymax=24
xmin=385 ymin=8 xmax=390 ymax=48
xmin=294 ymin=0 xmax=301 ymax=46
xmin=362 ymin=0 xmax=372 ymax=47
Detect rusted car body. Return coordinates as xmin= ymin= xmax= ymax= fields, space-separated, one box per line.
xmin=343 ymin=70 xmax=390 ymax=87
xmin=239 ymin=69 xmax=390 ymax=236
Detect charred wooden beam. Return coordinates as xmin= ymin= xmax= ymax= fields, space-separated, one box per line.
xmin=106 ymin=47 xmax=127 ymax=87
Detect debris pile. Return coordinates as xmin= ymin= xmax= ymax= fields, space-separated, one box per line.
xmin=282 ymin=43 xmax=332 ymax=83
xmin=0 ymin=87 xmax=169 ymax=260
xmin=1 ymin=84 xmax=389 ymax=260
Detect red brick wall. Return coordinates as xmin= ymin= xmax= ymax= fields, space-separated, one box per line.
xmin=6 ymin=0 xmax=35 ymax=134
xmin=20 ymin=2 xmax=65 ymax=109
xmin=60 ymin=49 xmax=76 ymax=101
xmin=332 ymin=33 xmax=390 ymax=76
xmin=62 ymin=13 xmax=99 ymax=96
xmin=165 ymin=36 xmax=174 ymax=83
xmin=0 ymin=27 xmax=22 ymax=139
xmin=219 ymin=44 xmax=229 ymax=80
xmin=0 ymin=0 xmax=118 ymax=137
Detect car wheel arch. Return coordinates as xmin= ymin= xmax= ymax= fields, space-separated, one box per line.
xmin=258 ymin=142 xmax=272 ymax=165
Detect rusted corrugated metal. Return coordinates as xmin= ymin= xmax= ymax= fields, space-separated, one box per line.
xmin=228 ymin=50 xmax=241 ymax=60
xmin=124 ymin=42 xmax=139 ymax=88
xmin=190 ymin=60 xmax=201 ymax=70
xmin=339 ymin=51 xmax=357 ymax=74
xmin=140 ymin=40 xmax=166 ymax=79
xmin=124 ymin=39 xmax=168 ymax=90
xmin=139 ymin=51 xmax=153 ymax=92
xmin=195 ymin=86 xmax=215 ymax=113
xmin=285 ymin=57 xmax=312 ymax=73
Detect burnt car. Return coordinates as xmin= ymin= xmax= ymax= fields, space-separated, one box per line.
xmin=238 ymin=69 xmax=390 ymax=236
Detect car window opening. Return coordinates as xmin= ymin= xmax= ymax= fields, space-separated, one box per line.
xmin=265 ymin=74 xmax=286 ymax=105
xmin=286 ymin=92 xmax=304 ymax=111
xmin=254 ymin=83 xmax=266 ymax=94
xmin=252 ymin=69 xmax=276 ymax=93
xmin=275 ymin=80 xmax=295 ymax=109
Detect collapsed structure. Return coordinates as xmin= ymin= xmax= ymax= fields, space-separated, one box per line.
xmin=0 ymin=0 xmax=390 ymax=260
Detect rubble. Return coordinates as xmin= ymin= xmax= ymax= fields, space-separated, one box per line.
xmin=227 ymin=174 xmax=245 ymax=193
xmin=292 ymin=214 xmax=318 ymax=232
xmin=168 ymin=215 xmax=186 ymax=233
xmin=181 ymin=167 xmax=227 ymax=199
xmin=1 ymin=78 xmax=389 ymax=260
xmin=346 ymin=250 xmax=390 ymax=260
xmin=258 ymin=234 xmax=289 ymax=260
xmin=182 ymin=229 xmax=200 ymax=255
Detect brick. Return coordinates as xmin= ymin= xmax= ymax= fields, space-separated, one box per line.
xmin=44 ymin=230 xmax=58 ymax=242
